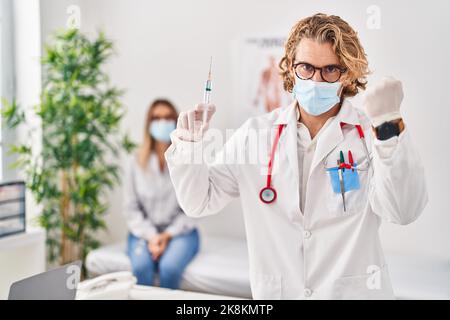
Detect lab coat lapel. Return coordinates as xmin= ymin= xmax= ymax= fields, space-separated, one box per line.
xmin=284 ymin=106 xmax=300 ymax=197
xmin=309 ymin=100 xmax=359 ymax=178
xmin=274 ymin=101 xmax=301 ymax=217
xmin=309 ymin=119 xmax=344 ymax=176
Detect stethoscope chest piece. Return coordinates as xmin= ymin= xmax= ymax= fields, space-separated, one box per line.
xmin=259 ymin=186 xmax=277 ymax=204
xmin=259 ymin=124 xmax=285 ymax=205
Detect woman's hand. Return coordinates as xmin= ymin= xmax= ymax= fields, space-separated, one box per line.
xmin=176 ymin=103 xmax=216 ymax=142
xmin=148 ymin=232 xmax=172 ymax=261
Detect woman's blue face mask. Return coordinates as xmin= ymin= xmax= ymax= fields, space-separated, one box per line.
xmin=149 ymin=119 xmax=176 ymax=143
xmin=293 ymin=78 xmax=342 ymax=116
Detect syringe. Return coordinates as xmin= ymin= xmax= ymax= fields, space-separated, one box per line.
xmin=202 ymin=57 xmax=213 ymax=125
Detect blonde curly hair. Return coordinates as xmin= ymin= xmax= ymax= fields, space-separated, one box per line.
xmin=279 ymin=13 xmax=370 ymax=98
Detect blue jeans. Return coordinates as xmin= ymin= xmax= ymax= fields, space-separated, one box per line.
xmin=127 ymin=229 xmax=200 ymax=289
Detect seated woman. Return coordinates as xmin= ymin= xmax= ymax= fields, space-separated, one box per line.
xmin=123 ymin=99 xmax=199 ymax=289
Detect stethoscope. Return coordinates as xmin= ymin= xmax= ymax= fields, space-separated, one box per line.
xmin=322 ymin=122 xmax=372 ymax=171
xmin=259 ymin=124 xmax=285 ymax=204
xmin=259 ymin=121 xmax=372 ymax=204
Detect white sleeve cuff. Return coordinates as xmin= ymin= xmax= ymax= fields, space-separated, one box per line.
xmin=165 ymin=130 xmax=205 ymax=164
xmin=373 ymin=126 xmax=408 ymax=159
xmin=369 ymin=111 xmax=402 ymax=127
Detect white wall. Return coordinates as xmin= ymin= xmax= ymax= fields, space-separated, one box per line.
xmin=0 ymin=1 xmax=44 ymax=295
xmin=12 ymin=0 xmax=43 ymax=220
xmin=38 ymin=0 xmax=450 ymax=260
xmin=0 ymin=229 xmax=46 ymax=299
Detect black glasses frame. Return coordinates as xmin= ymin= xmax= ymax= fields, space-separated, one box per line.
xmin=293 ymin=62 xmax=347 ymax=83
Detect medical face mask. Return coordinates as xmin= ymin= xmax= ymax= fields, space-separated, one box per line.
xmin=149 ymin=119 xmax=176 ymax=143
xmin=293 ymin=78 xmax=342 ymax=116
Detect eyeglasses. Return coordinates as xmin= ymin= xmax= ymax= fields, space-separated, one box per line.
xmin=293 ymin=62 xmax=347 ymax=83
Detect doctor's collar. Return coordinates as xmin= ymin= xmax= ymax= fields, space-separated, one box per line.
xmin=334 ymin=99 xmax=360 ymax=127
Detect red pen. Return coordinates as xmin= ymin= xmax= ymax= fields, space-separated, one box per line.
xmin=348 ymin=150 xmax=354 ymax=171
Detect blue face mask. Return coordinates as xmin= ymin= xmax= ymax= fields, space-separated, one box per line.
xmin=293 ymin=78 xmax=342 ymax=116
xmin=149 ymin=119 xmax=176 ymax=143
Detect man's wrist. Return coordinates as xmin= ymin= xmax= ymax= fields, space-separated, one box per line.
xmin=372 ymin=118 xmax=405 ymax=140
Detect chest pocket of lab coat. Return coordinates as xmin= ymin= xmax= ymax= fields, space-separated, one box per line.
xmin=330 ymin=264 xmax=394 ymax=299
xmin=325 ymin=150 xmax=372 ymax=216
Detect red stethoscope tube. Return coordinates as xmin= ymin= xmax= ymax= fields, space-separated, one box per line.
xmin=354 ymin=124 xmax=371 ymax=164
xmin=260 ymin=122 xmax=370 ymax=204
xmin=341 ymin=122 xmax=371 ymax=163
xmin=259 ymin=124 xmax=285 ymax=204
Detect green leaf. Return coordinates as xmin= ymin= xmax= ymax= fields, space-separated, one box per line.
xmin=1 ymin=98 xmax=25 ymax=128
xmin=121 ymin=134 xmax=137 ymax=153
xmin=6 ymin=28 xmax=128 ymax=267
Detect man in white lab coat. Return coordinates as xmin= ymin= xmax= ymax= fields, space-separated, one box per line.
xmin=164 ymin=13 xmax=428 ymax=299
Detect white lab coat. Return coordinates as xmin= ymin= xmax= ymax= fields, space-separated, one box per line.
xmin=164 ymin=99 xmax=428 ymax=299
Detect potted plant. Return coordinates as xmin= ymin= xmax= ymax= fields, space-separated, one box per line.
xmin=1 ymin=28 xmax=135 ymax=268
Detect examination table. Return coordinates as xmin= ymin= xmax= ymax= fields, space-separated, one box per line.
xmin=85 ymin=235 xmax=450 ymax=300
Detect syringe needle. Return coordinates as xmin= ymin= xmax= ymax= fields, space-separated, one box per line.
xmin=207 ymin=56 xmax=212 ymax=81
xmin=203 ymin=57 xmax=213 ymax=124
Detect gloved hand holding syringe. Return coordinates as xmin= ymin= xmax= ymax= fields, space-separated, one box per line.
xmin=176 ymin=57 xmax=216 ymax=142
